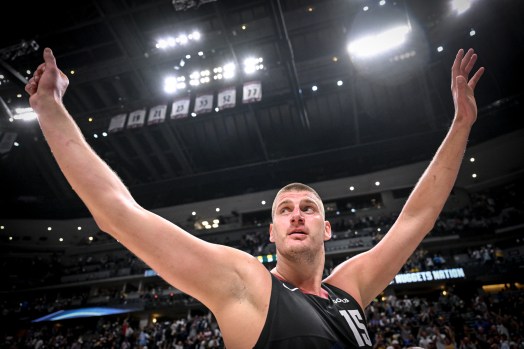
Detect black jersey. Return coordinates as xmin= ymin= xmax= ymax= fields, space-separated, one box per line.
xmin=253 ymin=273 xmax=373 ymax=349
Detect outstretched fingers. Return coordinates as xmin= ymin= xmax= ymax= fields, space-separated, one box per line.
xmin=457 ymin=48 xmax=484 ymax=89
xmin=468 ymin=66 xmax=485 ymax=90
xmin=463 ymin=53 xmax=478 ymax=76
xmin=452 ymin=48 xmax=484 ymax=90
xmin=460 ymin=48 xmax=475 ymax=74
xmin=451 ymin=49 xmax=464 ymax=76
xmin=451 ymin=49 xmax=464 ymax=83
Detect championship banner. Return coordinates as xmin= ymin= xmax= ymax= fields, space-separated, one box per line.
xmin=217 ymin=87 xmax=236 ymax=110
xmin=126 ymin=109 xmax=146 ymax=129
xmin=0 ymin=132 xmax=17 ymax=154
xmin=147 ymin=104 xmax=167 ymax=125
xmin=242 ymin=81 xmax=262 ymax=103
xmin=108 ymin=113 xmax=127 ymax=133
xmin=194 ymin=93 xmax=214 ymax=114
xmin=171 ymin=97 xmax=190 ymax=119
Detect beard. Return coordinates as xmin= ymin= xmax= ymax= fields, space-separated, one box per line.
xmin=276 ymin=241 xmax=323 ymax=264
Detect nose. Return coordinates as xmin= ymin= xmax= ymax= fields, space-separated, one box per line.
xmin=290 ymin=209 xmax=304 ymax=225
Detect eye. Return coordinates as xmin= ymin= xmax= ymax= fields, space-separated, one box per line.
xmin=302 ymin=206 xmax=314 ymax=213
xmin=279 ymin=207 xmax=291 ymax=214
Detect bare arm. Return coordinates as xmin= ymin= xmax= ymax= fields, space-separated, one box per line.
xmin=25 ymin=48 xmax=270 ymax=314
xmin=325 ymin=48 xmax=485 ymax=307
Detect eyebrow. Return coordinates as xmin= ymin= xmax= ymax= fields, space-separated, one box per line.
xmin=276 ymin=198 xmax=319 ymax=210
xmin=301 ymin=198 xmax=319 ymax=207
xmin=276 ymin=199 xmax=293 ymax=210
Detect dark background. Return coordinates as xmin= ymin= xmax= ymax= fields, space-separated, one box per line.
xmin=0 ymin=0 xmax=523 ymax=220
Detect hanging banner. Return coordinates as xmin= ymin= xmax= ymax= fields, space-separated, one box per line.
xmin=108 ymin=113 xmax=127 ymax=133
xmin=242 ymin=81 xmax=262 ymax=103
xmin=217 ymin=87 xmax=236 ymax=110
xmin=147 ymin=104 xmax=167 ymax=125
xmin=194 ymin=93 xmax=214 ymax=114
xmin=171 ymin=97 xmax=190 ymax=119
xmin=126 ymin=109 xmax=146 ymax=129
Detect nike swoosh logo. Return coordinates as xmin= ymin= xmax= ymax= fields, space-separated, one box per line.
xmin=283 ymin=283 xmax=299 ymax=292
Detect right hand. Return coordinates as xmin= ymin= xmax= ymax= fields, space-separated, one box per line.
xmin=25 ymin=47 xmax=69 ymax=114
xmin=450 ymin=48 xmax=485 ymax=127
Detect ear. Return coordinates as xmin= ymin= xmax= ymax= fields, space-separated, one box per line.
xmin=323 ymin=220 xmax=332 ymax=241
xmin=269 ymin=223 xmax=275 ymax=243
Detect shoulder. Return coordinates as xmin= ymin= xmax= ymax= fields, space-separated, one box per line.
xmin=322 ymin=258 xmax=365 ymax=309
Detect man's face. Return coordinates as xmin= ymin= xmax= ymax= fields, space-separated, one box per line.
xmin=269 ymin=190 xmax=331 ymax=259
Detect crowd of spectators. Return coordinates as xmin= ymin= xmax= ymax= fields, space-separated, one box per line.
xmin=2 ymin=287 xmax=522 ymax=349
xmin=367 ymin=288 xmax=523 ymax=349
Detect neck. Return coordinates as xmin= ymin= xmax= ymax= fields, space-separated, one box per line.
xmin=271 ymin=255 xmax=325 ymax=296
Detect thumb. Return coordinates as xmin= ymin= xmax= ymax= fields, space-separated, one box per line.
xmin=43 ymin=47 xmax=57 ymax=66
xmin=456 ymin=75 xmax=467 ymax=91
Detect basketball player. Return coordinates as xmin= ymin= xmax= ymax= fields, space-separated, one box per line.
xmin=25 ymin=47 xmax=483 ymax=348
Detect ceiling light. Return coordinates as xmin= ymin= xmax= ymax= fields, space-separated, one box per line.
xmin=451 ymin=0 xmax=475 ymax=15
xmin=347 ymin=25 xmax=411 ymax=58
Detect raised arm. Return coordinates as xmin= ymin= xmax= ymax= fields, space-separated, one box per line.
xmin=25 ymin=48 xmax=270 ymax=318
xmin=325 ymin=48 xmax=485 ymax=307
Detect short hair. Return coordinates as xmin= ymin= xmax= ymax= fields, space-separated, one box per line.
xmin=271 ymin=182 xmax=325 ymax=219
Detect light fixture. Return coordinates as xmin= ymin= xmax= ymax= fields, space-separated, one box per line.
xmin=347 ymin=25 xmax=411 ymax=58
xmin=13 ymin=107 xmax=37 ymax=121
xmin=451 ymin=0 xmax=475 ymax=15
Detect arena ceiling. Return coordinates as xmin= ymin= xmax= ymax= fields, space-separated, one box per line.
xmin=0 ymin=0 xmax=523 ymax=219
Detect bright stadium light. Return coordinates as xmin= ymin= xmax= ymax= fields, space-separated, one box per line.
xmin=13 ymin=107 xmax=37 ymax=121
xmin=155 ymin=31 xmax=202 ymax=50
xmin=243 ymin=57 xmax=263 ymax=75
xmin=451 ymin=0 xmax=475 ymax=15
xmin=347 ymin=25 xmax=411 ymax=58
xmin=163 ymin=76 xmax=178 ymax=93
xmin=223 ymin=63 xmax=236 ymax=79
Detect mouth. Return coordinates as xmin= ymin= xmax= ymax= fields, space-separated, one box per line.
xmin=288 ymin=230 xmax=307 ymax=236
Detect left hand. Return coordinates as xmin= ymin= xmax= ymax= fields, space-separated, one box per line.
xmin=25 ymin=48 xmax=69 ymax=115
xmin=451 ymin=48 xmax=485 ymax=126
